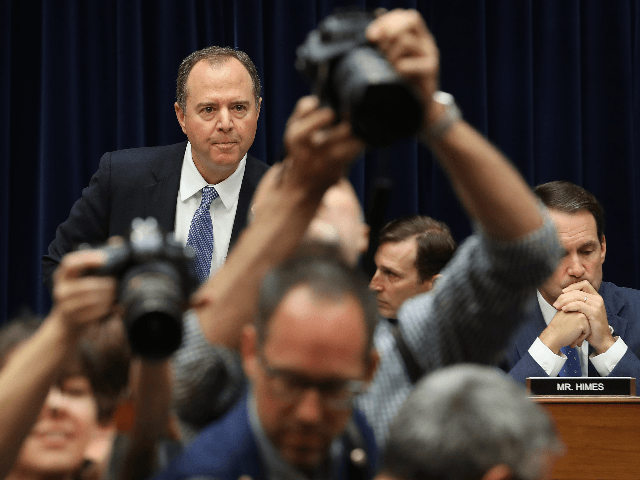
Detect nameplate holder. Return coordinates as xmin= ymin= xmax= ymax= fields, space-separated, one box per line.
xmin=526 ymin=377 xmax=635 ymax=396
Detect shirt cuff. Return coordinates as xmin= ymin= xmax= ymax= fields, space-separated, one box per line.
xmin=529 ymin=337 xmax=566 ymax=377
xmin=589 ymin=337 xmax=627 ymax=377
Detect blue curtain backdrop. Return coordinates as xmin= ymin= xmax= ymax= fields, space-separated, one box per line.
xmin=1 ymin=0 xmax=639 ymax=322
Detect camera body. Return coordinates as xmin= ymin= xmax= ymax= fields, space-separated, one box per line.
xmin=86 ymin=217 xmax=197 ymax=359
xmin=296 ymin=9 xmax=424 ymax=148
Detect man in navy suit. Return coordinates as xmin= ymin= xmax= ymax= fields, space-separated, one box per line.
xmin=503 ymin=181 xmax=640 ymax=393
xmin=42 ymin=46 xmax=269 ymax=289
xmin=153 ymin=249 xmax=380 ymax=480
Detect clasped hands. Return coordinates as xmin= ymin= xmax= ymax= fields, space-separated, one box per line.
xmin=540 ymin=280 xmax=615 ymax=356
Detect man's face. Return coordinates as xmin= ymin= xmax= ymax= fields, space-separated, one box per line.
xmin=539 ymin=209 xmax=606 ymax=304
xmin=16 ymin=375 xmax=99 ymax=475
xmin=242 ymin=285 xmax=376 ymax=472
xmin=370 ymin=238 xmax=434 ymax=319
xmin=175 ymin=58 xmax=261 ymax=184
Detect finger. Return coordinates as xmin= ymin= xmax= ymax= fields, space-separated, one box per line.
xmin=383 ymin=32 xmax=432 ymax=65
xmin=554 ymin=289 xmax=590 ymax=309
xmin=572 ymin=325 xmax=590 ymax=348
xmin=324 ymin=139 xmax=366 ymax=164
xmin=367 ymin=9 xmax=427 ymax=44
xmin=54 ymin=275 xmax=116 ymax=304
xmin=309 ymin=120 xmax=355 ymax=146
xmin=394 ymin=54 xmax=439 ymax=79
xmin=54 ymin=250 xmax=108 ymax=284
xmin=373 ymin=7 xmax=388 ymax=18
xmin=572 ymin=332 xmax=588 ymax=348
xmin=106 ymin=235 xmax=125 ymax=246
xmin=289 ymin=95 xmax=321 ymax=121
xmin=561 ymin=300 xmax=588 ymax=313
xmin=285 ymin=107 xmax=337 ymax=148
xmin=561 ymin=280 xmax=595 ymax=294
xmin=57 ymin=287 xmax=117 ymax=319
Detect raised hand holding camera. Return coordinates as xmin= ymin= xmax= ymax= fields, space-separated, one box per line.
xmin=296 ymin=9 xmax=423 ymax=148
xmin=81 ymin=217 xmax=197 ymax=359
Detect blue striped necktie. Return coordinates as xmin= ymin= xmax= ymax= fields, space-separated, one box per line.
xmin=186 ymin=186 xmax=218 ymax=283
xmin=559 ymin=345 xmax=581 ymax=377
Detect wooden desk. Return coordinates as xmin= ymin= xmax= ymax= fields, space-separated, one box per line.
xmin=533 ymin=396 xmax=640 ymax=479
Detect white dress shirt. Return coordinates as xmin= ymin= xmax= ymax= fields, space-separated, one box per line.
xmin=528 ymin=290 xmax=627 ymax=377
xmin=174 ymin=142 xmax=246 ymax=277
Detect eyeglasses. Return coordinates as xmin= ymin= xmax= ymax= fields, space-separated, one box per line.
xmin=259 ymin=355 xmax=366 ymax=410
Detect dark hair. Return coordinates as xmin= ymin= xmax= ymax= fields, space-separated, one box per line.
xmin=379 ymin=215 xmax=457 ymax=282
xmin=0 ymin=315 xmax=130 ymax=423
xmin=534 ymin=181 xmax=605 ymax=241
xmin=256 ymin=242 xmax=379 ymax=361
xmin=78 ymin=318 xmax=131 ymax=422
xmin=176 ymin=46 xmax=261 ymax=113
xmin=0 ymin=314 xmax=43 ymax=367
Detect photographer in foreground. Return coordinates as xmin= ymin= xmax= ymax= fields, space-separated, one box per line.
xmin=0 ymin=250 xmax=125 ymax=480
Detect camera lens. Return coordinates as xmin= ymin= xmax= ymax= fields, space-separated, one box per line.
xmin=119 ymin=263 xmax=185 ymax=359
xmin=333 ymin=46 xmax=423 ymax=147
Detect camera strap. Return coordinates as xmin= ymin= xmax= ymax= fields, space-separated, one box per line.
xmin=344 ymin=418 xmax=370 ymax=480
xmin=391 ymin=322 xmax=424 ymax=384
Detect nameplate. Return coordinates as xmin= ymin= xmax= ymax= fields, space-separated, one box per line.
xmin=526 ymin=377 xmax=635 ymax=396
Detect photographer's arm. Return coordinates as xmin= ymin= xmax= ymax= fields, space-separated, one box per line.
xmin=0 ymin=251 xmax=115 ymax=479
xmin=191 ymin=97 xmax=364 ymax=349
xmin=367 ymin=9 xmax=542 ymax=240
xmin=109 ymin=359 xmax=179 ymax=480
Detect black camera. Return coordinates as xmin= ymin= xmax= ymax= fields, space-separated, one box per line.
xmin=84 ymin=217 xmax=197 ymax=359
xmin=296 ymin=9 xmax=424 ymax=148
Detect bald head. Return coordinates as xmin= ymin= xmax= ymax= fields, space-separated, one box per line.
xmin=251 ymin=166 xmax=368 ymax=266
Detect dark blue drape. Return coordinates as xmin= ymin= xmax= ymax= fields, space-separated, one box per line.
xmin=2 ymin=0 xmax=639 ymax=322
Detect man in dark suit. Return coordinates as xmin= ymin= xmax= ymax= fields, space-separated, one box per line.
xmin=153 ymin=249 xmax=380 ymax=480
xmin=502 ymin=181 xmax=640 ymax=394
xmin=369 ymin=215 xmax=456 ymax=321
xmin=42 ymin=46 xmax=269 ymax=289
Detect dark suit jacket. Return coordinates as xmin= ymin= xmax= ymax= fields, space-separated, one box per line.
xmin=152 ymin=393 xmax=378 ymax=480
xmin=502 ymin=282 xmax=640 ymax=394
xmin=42 ymin=141 xmax=269 ymax=290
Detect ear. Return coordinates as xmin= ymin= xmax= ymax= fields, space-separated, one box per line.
xmin=480 ymin=464 xmax=513 ymax=480
xmin=256 ymin=97 xmax=262 ymax=119
xmin=359 ymin=223 xmax=370 ymax=256
xmin=364 ymin=349 xmax=380 ymax=384
xmin=600 ymin=234 xmax=606 ymax=264
xmin=241 ymin=324 xmax=259 ymax=381
xmin=420 ymin=273 xmax=441 ymax=294
xmin=174 ymin=102 xmax=187 ymax=135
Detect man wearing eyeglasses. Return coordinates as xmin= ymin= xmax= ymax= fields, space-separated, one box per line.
xmin=154 ymin=249 xmax=380 ymax=480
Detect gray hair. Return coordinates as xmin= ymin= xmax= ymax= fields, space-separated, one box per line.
xmin=382 ymin=364 xmax=564 ymax=480
xmin=176 ymin=46 xmax=261 ymax=113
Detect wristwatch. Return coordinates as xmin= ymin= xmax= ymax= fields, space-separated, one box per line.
xmin=426 ymin=91 xmax=462 ymax=140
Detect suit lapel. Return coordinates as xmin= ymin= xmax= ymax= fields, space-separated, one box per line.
xmin=142 ymin=142 xmax=186 ymax=233
xmin=584 ymin=283 xmax=628 ymax=376
xmin=515 ymin=302 xmax=548 ymax=359
xmin=600 ymin=282 xmax=628 ymax=340
xmin=230 ymin=154 xmax=269 ymax=246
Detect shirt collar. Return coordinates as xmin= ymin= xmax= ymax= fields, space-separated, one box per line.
xmin=247 ymin=390 xmax=338 ymax=480
xmin=537 ymin=290 xmax=558 ymax=326
xmin=179 ymin=141 xmax=247 ymax=210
